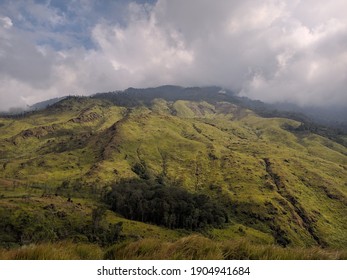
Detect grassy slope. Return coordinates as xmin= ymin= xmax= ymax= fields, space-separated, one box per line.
xmin=0 ymin=96 xmax=346 ymax=259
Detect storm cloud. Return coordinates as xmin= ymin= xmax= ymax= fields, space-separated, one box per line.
xmin=0 ymin=0 xmax=346 ymax=111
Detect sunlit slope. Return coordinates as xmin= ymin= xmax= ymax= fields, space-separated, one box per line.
xmin=0 ymin=97 xmax=346 ymax=248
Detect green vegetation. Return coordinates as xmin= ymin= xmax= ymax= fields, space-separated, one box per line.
xmin=1 ymin=235 xmax=346 ymax=260
xmin=105 ymin=179 xmax=229 ymax=230
xmin=0 ymin=87 xmax=346 ymax=259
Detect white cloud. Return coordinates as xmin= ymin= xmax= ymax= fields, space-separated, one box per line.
xmin=0 ymin=0 xmax=347 ymax=111
xmin=0 ymin=16 xmax=12 ymax=29
xmin=226 ymin=1 xmax=285 ymax=34
xmin=74 ymin=3 xmax=194 ymax=90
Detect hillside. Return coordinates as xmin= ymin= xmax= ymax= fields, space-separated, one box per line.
xmin=0 ymin=86 xmax=346 ymax=259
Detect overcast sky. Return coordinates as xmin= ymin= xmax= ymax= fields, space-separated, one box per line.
xmin=0 ymin=0 xmax=346 ymax=111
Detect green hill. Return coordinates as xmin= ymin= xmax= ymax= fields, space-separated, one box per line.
xmin=0 ymin=87 xmax=346 ymax=259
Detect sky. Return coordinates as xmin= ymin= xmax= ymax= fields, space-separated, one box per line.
xmin=0 ymin=0 xmax=346 ymax=111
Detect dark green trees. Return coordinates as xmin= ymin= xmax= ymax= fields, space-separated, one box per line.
xmin=105 ymin=180 xmax=229 ymax=230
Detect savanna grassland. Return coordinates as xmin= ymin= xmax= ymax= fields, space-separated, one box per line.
xmin=0 ymin=86 xmax=346 ymax=259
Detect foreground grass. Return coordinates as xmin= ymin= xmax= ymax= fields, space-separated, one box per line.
xmin=1 ymin=235 xmax=346 ymax=260
xmin=0 ymin=242 xmax=103 ymax=260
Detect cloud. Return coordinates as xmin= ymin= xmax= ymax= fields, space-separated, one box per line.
xmin=152 ymin=0 xmax=347 ymax=106
xmin=0 ymin=0 xmax=346 ymax=111
xmin=0 ymin=16 xmax=12 ymax=29
xmin=89 ymin=4 xmax=193 ymax=88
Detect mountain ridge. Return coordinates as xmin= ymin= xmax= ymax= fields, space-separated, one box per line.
xmin=0 ymin=86 xmax=346 ymax=259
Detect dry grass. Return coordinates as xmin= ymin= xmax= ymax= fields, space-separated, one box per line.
xmin=221 ymin=239 xmax=347 ymax=260
xmin=0 ymin=242 xmax=103 ymax=260
xmin=1 ymin=235 xmax=346 ymax=260
xmin=104 ymin=235 xmax=347 ymax=260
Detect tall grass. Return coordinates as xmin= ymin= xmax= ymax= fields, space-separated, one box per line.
xmin=221 ymin=239 xmax=347 ymax=260
xmin=0 ymin=242 xmax=103 ymax=260
xmin=104 ymin=235 xmax=347 ymax=260
xmin=1 ymin=235 xmax=346 ymax=260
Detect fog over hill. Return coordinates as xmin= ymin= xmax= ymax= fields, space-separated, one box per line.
xmin=3 ymin=85 xmax=346 ymax=137
xmin=1 ymin=1 xmax=346 ymax=111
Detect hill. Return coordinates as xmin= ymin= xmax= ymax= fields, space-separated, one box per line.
xmin=0 ymin=86 xmax=346 ymax=259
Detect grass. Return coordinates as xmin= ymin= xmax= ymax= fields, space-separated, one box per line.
xmin=1 ymin=235 xmax=345 ymax=260
xmin=0 ymin=96 xmax=346 ymax=256
xmin=0 ymin=242 xmax=103 ymax=260
xmin=109 ymin=235 xmax=347 ymax=260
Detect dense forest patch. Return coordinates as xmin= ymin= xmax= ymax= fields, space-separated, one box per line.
xmin=104 ymin=179 xmax=230 ymax=230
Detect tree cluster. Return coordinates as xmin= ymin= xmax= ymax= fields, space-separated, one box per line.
xmin=105 ymin=180 xmax=229 ymax=231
